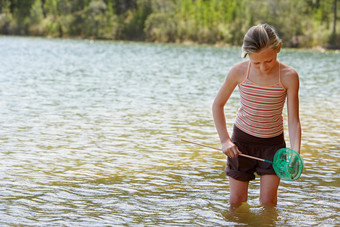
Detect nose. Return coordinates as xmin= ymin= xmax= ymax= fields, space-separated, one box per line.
xmin=260 ymin=64 xmax=268 ymax=72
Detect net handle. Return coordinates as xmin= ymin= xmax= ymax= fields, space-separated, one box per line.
xmin=181 ymin=139 xmax=273 ymax=164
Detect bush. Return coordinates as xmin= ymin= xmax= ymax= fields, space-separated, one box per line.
xmin=144 ymin=12 xmax=176 ymax=42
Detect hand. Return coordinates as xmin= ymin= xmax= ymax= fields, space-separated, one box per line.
xmin=221 ymin=140 xmax=241 ymax=158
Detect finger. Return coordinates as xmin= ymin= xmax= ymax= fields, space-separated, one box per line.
xmin=231 ymin=146 xmax=239 ymax=157
xmin=231 ymin=144 xmax=241 ymax=155
xmin=235 ymin=147 xmax=242 ymax=155
xmin=223 ymin=150 xmax=232 ymax=158
xmin=223 ymin=151 xmax=230 ymax=158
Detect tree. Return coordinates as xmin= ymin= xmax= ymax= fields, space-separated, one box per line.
xmin=329 ymin=0 xmax=338 ymax=48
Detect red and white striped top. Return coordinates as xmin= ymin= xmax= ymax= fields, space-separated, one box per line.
xmin=234 ymin=62 xmax=287 ymax=138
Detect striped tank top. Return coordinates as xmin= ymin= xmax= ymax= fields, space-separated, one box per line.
xmin=234 ymin=61 xmax=287 ymax=138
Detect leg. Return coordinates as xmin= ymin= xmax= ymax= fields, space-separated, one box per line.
xmin=229 ymin=177 xmax=249 ymax=205
xmin=259 ymin=174 xmax=280 ymax=206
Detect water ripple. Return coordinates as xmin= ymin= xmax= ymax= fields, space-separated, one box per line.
xmin=0 ymin=36 xmax=339 ymax=225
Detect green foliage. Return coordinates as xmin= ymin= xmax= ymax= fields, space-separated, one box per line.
xmin=0 ymin=0 xmax=12 ymax=34
xmin=82 ymin=0 xmax=118 ymax=39
xmin=29 ymin=0 xmax=44 ymax=35
xmin=119 ymin=0 xmax=152 ymax=40
xmin=144 ymin=12 xmax=177 ymax=42
xmin=0 ymin=0 xmax=338 ymax=48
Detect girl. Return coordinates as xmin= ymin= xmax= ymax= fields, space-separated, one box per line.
xmin=212 ymin=24 xmax=301 ymax=206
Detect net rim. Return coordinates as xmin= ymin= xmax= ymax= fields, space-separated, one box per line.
xmin=273 ymin=148 xmax=304 ymax=181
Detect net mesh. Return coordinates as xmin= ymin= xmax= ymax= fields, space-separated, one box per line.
xmin=273 ymin=148 xmax=304 ymax=181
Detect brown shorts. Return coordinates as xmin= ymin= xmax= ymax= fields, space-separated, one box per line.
xmin=226 ymin=125 xmax=286 ymax=181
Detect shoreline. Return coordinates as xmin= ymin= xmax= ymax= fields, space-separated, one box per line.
xmin=1 ymin=34 xmax=339 ymax=53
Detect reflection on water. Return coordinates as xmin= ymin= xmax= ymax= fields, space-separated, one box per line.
xmin=222 ymin=203 xmax=279 ymax=226
xmin=0 ymin=36 xmax=339 ymax=225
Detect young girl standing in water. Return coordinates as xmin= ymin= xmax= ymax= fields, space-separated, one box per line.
xmin=212 ymin=24 xmax=301 ymax=206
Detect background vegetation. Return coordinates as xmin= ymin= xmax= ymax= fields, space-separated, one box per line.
xmin=0 ymin=0 xmax=339 ymax=48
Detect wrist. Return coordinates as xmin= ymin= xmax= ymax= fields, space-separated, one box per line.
xmin=291 ymin=146 xmax=300 ymax=154
xmin=221 ymin=138 xmax=232 ymax=145
xmin=221 ymin=140 xmax=234 ymax=151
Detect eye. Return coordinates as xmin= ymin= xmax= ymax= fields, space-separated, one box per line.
xmin=265 ymin=59 xmax=272 ymax=63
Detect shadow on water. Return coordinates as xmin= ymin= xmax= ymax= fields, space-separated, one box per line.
xmin=221 ymin=203 xmax=279 ymax=226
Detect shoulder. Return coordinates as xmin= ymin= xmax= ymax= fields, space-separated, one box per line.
xmin=280 ymin=63 xmax=299 ymax=90
xmin=214 ymin=61 xmax=249 ymax=103
xmin=226 ymin=60 xmax=249 ymax=84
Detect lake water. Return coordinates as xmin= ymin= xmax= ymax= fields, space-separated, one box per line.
xmin=0 ymin=36 xmax=339 ymax=226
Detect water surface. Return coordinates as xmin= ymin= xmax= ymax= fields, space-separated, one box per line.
xmin=0 ymin=36 xmax=339 ymax=225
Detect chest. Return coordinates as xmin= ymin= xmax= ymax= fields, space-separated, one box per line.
xmin=248 ymin=69 xmax=280 ymax=86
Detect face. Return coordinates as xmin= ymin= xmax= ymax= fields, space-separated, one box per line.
xmin=248 ymin=47 xmax=280 ymax=74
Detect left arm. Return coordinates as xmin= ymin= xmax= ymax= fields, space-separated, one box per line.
xmin=284 ymin=70 xmax=301 ymax=153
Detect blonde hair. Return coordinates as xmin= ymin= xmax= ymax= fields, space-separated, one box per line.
xmin=241 ymin=24 xmax=281 ymax=58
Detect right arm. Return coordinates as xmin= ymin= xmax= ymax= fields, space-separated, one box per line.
xmin=212 ymin=64 xmax=244 ymax=157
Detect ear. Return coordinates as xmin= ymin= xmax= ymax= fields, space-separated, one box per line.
xmin=276 ymin=42 xmax=282 ymax=53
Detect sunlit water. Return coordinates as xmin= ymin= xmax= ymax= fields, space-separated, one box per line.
xmin=0 ymin=36 xmax=339 ymax=226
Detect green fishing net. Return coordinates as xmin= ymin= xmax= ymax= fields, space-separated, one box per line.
xmin=273 ymin=148 xmax=304 ymax=181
